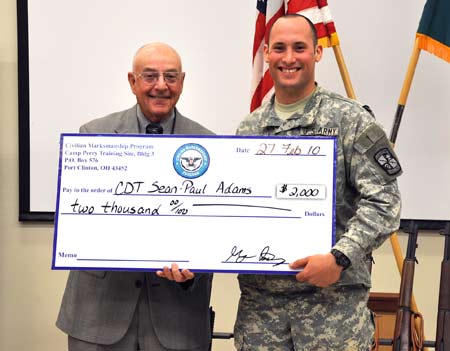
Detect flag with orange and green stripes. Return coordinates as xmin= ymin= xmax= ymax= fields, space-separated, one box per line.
xmin=416 ymin=0 xmax=450 ymax=63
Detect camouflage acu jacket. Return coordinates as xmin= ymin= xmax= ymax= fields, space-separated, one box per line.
xmin=236 ymin=86 xmax=402 ymax=293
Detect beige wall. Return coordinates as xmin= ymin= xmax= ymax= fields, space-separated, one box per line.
xmin=0 ymin=0 xmax=445 ymax=350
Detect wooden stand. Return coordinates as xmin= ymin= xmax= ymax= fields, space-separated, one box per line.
xmin=368 ymin=292 xmax=399 ymax=351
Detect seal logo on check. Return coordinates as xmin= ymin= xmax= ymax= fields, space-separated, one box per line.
xmin=173 ymin=143 xmax=210 ymax=179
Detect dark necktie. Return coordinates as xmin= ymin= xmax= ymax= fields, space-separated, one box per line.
xmin=146 ymin=123 xmax=163 ymax=134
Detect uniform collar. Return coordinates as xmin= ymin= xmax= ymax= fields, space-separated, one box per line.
xmin=260 ymin=85 xmax=323 ymax=134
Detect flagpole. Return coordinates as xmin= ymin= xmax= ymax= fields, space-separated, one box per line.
xmin=390 ymin=38 xmax=421 ymax=144
xmin=332 ymin=45 xmax=357 ymax=99
xmin=388 ymin=37 xmax=428 ymax=350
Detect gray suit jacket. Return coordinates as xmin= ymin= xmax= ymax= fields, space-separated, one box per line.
xmin=56 ymin=105 xmax=214 ymax=349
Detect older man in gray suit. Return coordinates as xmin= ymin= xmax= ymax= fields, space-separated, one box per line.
xmin=56 ymin=43 xmax=214 ymax=351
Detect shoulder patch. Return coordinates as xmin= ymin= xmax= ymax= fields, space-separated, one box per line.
xmin=374 ymin=148 xmax=401 ymax=176
xmin=355 ymin=124 xmax=402 ymax=181
xmin=354 ymin=124 xmax=384 ymax=154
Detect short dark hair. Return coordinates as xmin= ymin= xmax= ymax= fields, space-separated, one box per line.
xmin=267 ymin=14 xmax=318 ymax=47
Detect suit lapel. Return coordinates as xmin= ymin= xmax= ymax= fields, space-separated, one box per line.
xmin=114 ymin=105 xmax=140 ymax=134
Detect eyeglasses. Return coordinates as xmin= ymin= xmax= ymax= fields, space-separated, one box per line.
xmin=134 ymin=71 xmax=183 ymax=85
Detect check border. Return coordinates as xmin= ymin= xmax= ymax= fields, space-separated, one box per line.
xmin=52 ymin=134 xmax=337 ymax=274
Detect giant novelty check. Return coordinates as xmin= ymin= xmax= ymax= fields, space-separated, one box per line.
xmin=52 ymin=134 xmax=337 ymax=273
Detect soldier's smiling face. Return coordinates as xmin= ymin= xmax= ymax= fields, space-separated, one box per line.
xmin=264 ymin=16 xmax=322 ymax=104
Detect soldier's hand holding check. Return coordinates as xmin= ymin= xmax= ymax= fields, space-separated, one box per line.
xmin=289 ymin=253 xmax=342 ymax=288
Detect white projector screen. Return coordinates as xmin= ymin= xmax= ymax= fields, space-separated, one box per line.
xmin=18 ymin=0 xmax=450 ymax=225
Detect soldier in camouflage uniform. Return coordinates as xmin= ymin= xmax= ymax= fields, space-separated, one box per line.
xmin=234 ymin=14 xmax=402 ymax=351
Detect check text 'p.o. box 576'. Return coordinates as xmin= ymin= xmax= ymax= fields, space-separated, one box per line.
xmin=52 ymin=134 xmax=337 ymax=274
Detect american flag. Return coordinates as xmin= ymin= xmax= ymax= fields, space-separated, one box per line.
xmin=250 ymin=0 xmax=340 ymax=112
